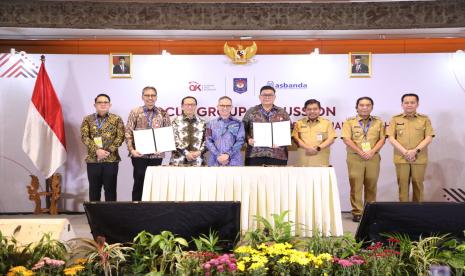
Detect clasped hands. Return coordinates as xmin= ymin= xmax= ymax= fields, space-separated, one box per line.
xmin=186 ymin=150 xmax=201 ymax=161
xmin=299 ymin=141 xmax=320 ymax=156
xmin=96 ymin=148 xmax=110 ymax=161
xmin=402 ymin=149 xmax=417 ymax=162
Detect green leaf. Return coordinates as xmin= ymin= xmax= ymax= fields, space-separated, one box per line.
xmin=174 ymin=238 xmax=188 ymax=247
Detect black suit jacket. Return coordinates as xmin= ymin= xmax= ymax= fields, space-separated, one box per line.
xmin=351 ymin=63 xmax=369 ymax=74
xmin=113 ymin=64 xmax=130 ymax=74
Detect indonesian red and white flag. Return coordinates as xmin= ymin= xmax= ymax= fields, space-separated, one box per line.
xmin=22 ymin=58 xmax=67 ymax=178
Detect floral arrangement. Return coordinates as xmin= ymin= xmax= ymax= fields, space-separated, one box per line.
xmin=235 ymin=242 xmax=333 ymax=275
xmin=1 ymin=212 xmax=464 ymax=275
xmin=203 ymin=253 xmax=237 ymax=275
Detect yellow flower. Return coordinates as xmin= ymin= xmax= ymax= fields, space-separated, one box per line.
xmin=318 ymin=253 xmax=333 ymax=261
xmin=63 ymin=265 xmax=85 ymax=276
xmin=288 ymin=250 xmax=311 ymax=265
xmin=278 ymin=256 xmax=289 ymax=263
xmin=74 ymin=258 xmax=87 ymax=265
xmin=7 ymin=266 xmax=34 ymax=276
xmin=258 ymin=242 xmax=293 ymax=256
xmin=237 ymin=261 xmax=246 ymax=271
xmin=249 ymin=261 xmax=266 ymax=270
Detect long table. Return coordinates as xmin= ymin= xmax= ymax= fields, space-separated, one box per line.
xmin=142 ymin=166 xmax=343 ymax=237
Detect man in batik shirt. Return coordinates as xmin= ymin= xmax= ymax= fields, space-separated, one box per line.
xmin=125 ymin=86 xmax=171 ymax=201
xmin=170 ymin=96 xmax=207 ymax=166
xmin=206 ymin=96 xmax=245 ymax=166
xmin=242 ymin=85 xmax=291 ymax=166
xmin=80 ymin=93 xmax=125 ymax=201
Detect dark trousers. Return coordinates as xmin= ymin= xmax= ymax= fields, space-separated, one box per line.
xmin=87 ymin=162 xmax=119 ymax=202
xmin=245 ymin=157 xmax=288 ymax=166
xmin=131 ymin=157 xmax=163 ymax=201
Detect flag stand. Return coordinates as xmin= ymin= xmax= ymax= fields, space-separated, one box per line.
xmin=27 ymin=174 xmax=61 ymax=215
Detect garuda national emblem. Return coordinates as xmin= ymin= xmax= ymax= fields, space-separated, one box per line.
xmin=224 ymin=42 xmax=257 ymax=64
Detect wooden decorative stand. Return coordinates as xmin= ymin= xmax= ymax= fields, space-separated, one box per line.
xmin=27 ymin=173 xmax=61 ymax=215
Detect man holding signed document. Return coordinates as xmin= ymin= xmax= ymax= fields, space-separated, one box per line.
xmin=242 ymin=85 xmax=292 ymax=166
xmin=125 ymin=86 xmax=172 ymax=201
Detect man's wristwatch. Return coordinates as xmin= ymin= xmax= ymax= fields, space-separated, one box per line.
xmin=316 ymin=146 xmax=321 ymax=152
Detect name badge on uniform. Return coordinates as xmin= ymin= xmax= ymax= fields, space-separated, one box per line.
xmin=361 ymin=141 xmax=371 ymax=152
xmin=94 ymin=137 xmax=103 ymax=148
xmin=316 ymin=133 xmax=323 ymax=142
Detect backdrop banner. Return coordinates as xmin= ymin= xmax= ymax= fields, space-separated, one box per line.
xmin=1 ymin=52 xmax=465 ymax=212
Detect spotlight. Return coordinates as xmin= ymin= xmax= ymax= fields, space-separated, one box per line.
xmin=161 ymin=49 xmax=171 ymax=55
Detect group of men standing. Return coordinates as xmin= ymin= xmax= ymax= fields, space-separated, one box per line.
xmin=80 ymin=86 xmax=434 ymax=223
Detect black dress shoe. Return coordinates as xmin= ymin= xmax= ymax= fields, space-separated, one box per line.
xmin=352 ymin=215 xmax=362 ymax=222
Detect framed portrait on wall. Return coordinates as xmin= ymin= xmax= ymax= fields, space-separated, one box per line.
xmin=110 ymin=53 xmax=132 ymax=78
xmin=349 ymin=52 xmax=371 ymax=78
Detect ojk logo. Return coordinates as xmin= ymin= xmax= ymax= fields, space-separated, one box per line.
xmin=188 ymin=81 xmax=216 ymax=92
xmin=189 ymin=81 xmax=202 ymax=91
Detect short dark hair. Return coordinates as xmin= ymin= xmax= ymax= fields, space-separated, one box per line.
xmin=119 ymin=56 xmax=125 ymax=60
xmin=181 ymin=96 xmax=198 ymax=105
xmin=356 ymin=96 xmax=374 ymax=108
xmin=142 ymin=86 xmax=157 ymax=96
xmin=354 ymin=55 xmax=362 ymax=60
xmin=304 ymin=99 xmax=321 ymax=109
xmin=401 ymin=93 xmax=419 ymax=102
xmin=94 ymin=93 xmax=110 ymax=103
xmin=218 ymin=96 xmax=232 ymax=103
xmin=260 ymin=85 xmax=276 ymax=95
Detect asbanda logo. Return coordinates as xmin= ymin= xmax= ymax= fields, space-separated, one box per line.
xmin=266 ymin=81 xmax=308 ymax=90
xmin=188 ymin=81 xmax=216 ymax=92
xmin=0 ymin=52 xmax=39 ymax=78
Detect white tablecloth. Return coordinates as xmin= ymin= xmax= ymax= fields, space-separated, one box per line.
xmin=142 ymin=166 xmax=343 ymax=236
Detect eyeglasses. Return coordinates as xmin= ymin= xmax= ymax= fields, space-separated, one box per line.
xmin=218 ymin=105 xmax=232 ymax=109
xmin=143 ymin=94 xmax=157 ymax=98
xmin=183 ymin=104 xmax=197 ymax=107
xmin=260 ymin=94 xmax=275 ymax=98
xmin=96 ymin=101 xmax=110 ymax=104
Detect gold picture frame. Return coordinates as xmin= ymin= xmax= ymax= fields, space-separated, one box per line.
xmin=110 ymin=53 xmax=132 ymax=78
xmin=349 ymin=52 xmax=371 ymax=78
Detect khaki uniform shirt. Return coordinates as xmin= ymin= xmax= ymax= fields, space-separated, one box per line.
xmin=342 ymin=115 xmax=385 ymax=156
xmin=386 ymin=113 xmax=434 ymax=164
xmin=291 ymin=117 xmax=336 ymax=166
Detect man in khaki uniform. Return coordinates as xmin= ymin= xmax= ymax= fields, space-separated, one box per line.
xmin=342 ymin=97 xmax=385 ymax=222
xmin=292 ymin=99 xmax=336 ymax=166
xmin=387 ymin=93 xmax=434 ymax=202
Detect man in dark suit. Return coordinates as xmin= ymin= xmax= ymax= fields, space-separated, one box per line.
xmin=351 ymin=55 xmax=369 ymax=73
xmin=113 ymin=56 xmax=130 ymax=74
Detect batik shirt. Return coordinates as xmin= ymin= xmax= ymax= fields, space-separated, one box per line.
xmin=80 ymin=113 xmax=125 ymax=163
xmin=206 ymin=116 xmax=245 ymax=166
xmin=170 ymin=114 xmax=207 ymax=166
xmin=125 ymin=106 xmax=171 ymax=159
xmin=242 ymin=104 xmax=291 ymax=160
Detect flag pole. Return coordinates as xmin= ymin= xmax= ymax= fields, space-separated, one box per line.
xmin=42 ymin=55 xmax=51 ymax=209
xmin=41 ymin=54 xmax=52 ymax=210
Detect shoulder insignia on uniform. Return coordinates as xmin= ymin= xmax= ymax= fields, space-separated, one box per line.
xmin=346 ymin=116 xmax=356 ymax=121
